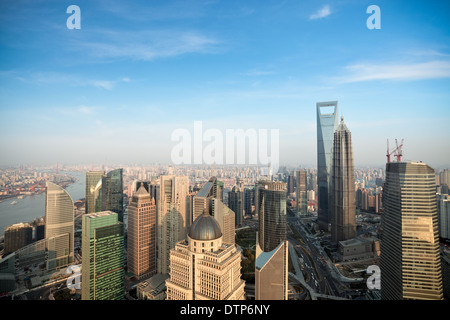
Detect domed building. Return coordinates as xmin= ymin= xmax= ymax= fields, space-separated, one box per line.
xmin=165 ymin=213 xmax=245 ymax=300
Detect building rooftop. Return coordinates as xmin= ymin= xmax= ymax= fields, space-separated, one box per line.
xmin=188 ymin=213 xmax=222 ymax=241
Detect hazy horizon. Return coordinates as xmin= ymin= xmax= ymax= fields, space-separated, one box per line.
xmin=1 ymin=1 xmax=449 ymax=169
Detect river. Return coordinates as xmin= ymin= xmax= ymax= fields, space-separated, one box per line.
xmin=0 ymin=171 xmax=85 ymax=236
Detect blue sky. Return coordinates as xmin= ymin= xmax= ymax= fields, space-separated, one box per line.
xmin=0 ymin=0 xmax=449 ymax=169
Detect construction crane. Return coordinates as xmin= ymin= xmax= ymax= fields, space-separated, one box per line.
xmin=386 ymin=138 xmax=404 ymax=163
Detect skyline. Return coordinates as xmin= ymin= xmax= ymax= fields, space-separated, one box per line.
xmin=1 ymin=1 xmax=450 ymax=168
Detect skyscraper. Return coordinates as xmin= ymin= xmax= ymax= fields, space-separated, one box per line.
xmin=296 ymin=169 xmax=307 ymax=216
xmin=85 ymin=171 xmax=105 ymax=214
xmin=157 ymin=175 xmax=189 ymax=275
xmin=127 ymin=184 xmax=157 ymax=280
xmin=228 ymin=185 xmax=244 ymax=227
xmin=255 ymin=180 xmax=287 ymax=252
xmin=329 ymin=116 xmax=356 ymax=244
xmin=211 ymin=198 xmax=235 ymax=245
xmin=3 ymin=223 xmax=33 ymax=256
xmin=45 ymin=181 xmax=74 ymax=269
xmin=244 ymin=187 xmax=255 ymax=218
xmin=317 ymin=101 xmax=339 ymax=231
xmin=102 ymin=168 xmax=124 ymax=222
xmin=255 ymin=240 xmax=288 ymax=300
xmin=85 ymin=169 xmax=124 ymax=221
xmin=192 ymin=176 xmax=220 ymax=223
xmin=381 ymin=161 xmax=443 ymax=300
xmin=165 ymin=213 xmax=245 ymax=300
xmin=437 ymin=194 xmax=450 ymax=240
xmin=81 ymin=211 xmax=124 ymax=300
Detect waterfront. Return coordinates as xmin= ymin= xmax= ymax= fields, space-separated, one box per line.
xmin=0 ymin=171 xmax=85 ymax=236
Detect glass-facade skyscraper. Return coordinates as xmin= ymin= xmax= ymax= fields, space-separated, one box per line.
xmin=81 ymin=211 xmax=124 ymax=300
xmin=102 ymin=168 xmax=124 ymax=222
xmin=255 ymin=180 xmax=287 ymax=252
xmin=85 ymin=171 xmax=105 ymax=214
xmin=45 ymin=181 xmax=74 ymax=269
xmin=85 ymin=169 xmax=124 ymax=222
xmin=381 ymin=161 xmax=443 ymax=300
xmin=316 ymin=101 xmax=339 ymax=231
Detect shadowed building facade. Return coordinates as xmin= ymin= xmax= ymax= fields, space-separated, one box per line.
xmin=381 ymin=161 xmax=443 ymax=300
xmin=157 ymin=175 xmax=189 ymax=275
xmin=316 ymin=101 xmax=339 ymax=231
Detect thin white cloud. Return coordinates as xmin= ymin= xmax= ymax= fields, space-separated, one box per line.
xmin=309 ymin=5 xmax=331 ymax=20
xmin=6 ymin=71 xmax=119 ymax=90
xmin=70 ymin=29 xmax=220 ymax=62
xmin=337 ymin=60 xmax=450 ymax=83
xmin=93 ymin=80 xmax=115 ymax=90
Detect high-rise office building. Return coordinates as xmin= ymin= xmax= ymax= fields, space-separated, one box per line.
xmin=287 ymin=175 xmax=295 ymax=194
xmin=81 ymin=211 xmax=124 ymax=300
xmin=437 ymin=194 xmax=450 ymax=240
xmin=85 ymin=169 xmax=124 ymax=221
xmin=127 ymin=184 xmax=157 ymax=280
xmin=165 ymin=213 xmax=245 ymax=300
xmin=244 ymin=187 xmax=255 ymax=218
xmin=192 ymin=177 xmax=219 ymax=223
xmin=381 ymin=161 xmax=443 ymax=300
xmin=3 ymin=223 xmax=33 ymax=256
xmin=329 ymin=117 xmax=356 ymax=244
xmin=255 ymin=180 xmax=287 ymax=252
xmin=255 ymin=240 xmax=288 ymax=300
xmin=228 ymin=185 xmax=244 ymax=227
xmin=157 ymin=175 xmax=189 ymax=275
xmin=211 ymin=198 xmax=235 ymax=245
xmin=296 ymin=169 xmax=307 ymax=216
xmin=85 ymin=171 xmax=105 ymax=214
xmin=102 ymin=168 xmax=124 ymax=222
xmin=316 ymin=101 xmax=339 ymax=231
xmin=45 ymin=181 xmax=74 ymax=269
